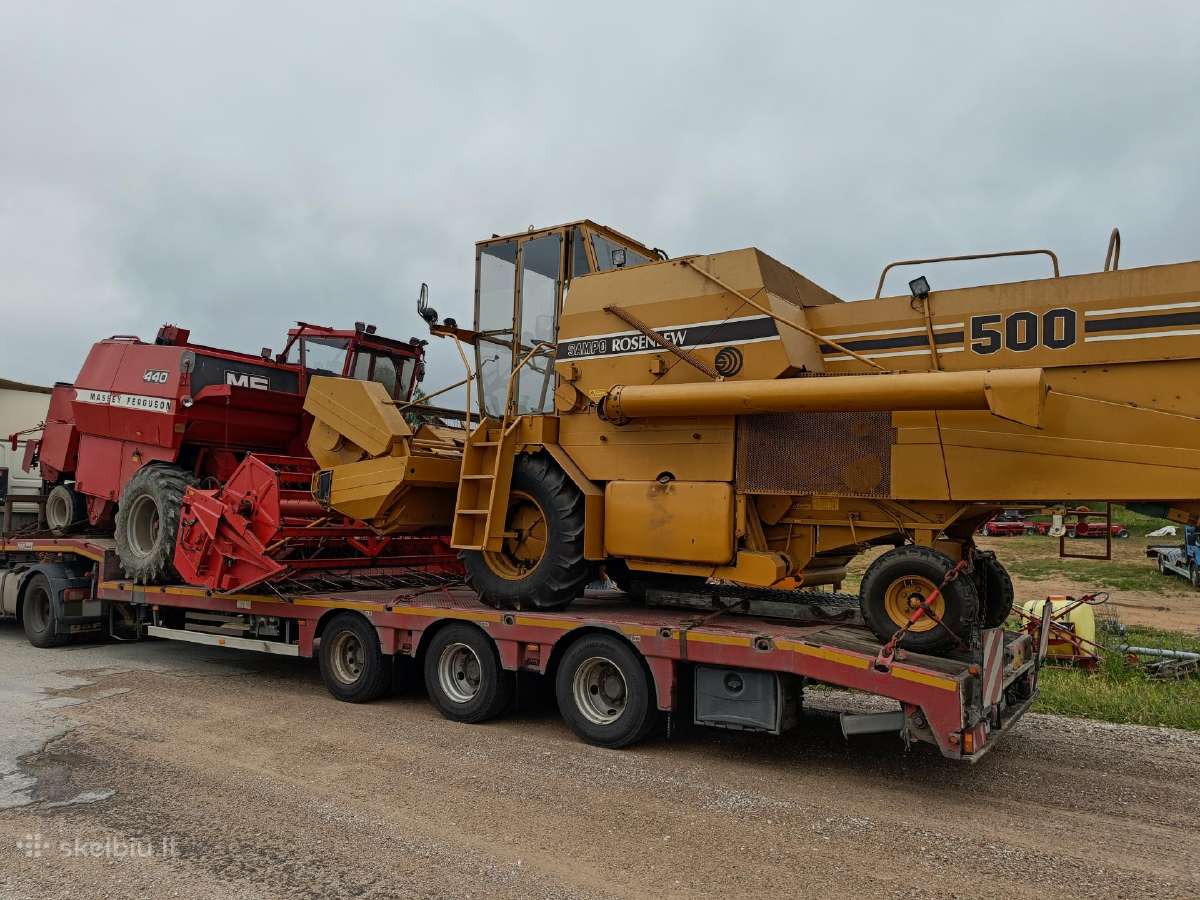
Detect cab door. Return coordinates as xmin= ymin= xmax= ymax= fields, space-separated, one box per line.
xmin=474 ymin=228 xmax=578 ymax=418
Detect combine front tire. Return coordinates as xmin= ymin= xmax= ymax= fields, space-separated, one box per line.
xmin=45 ymin=484 xmax=88 ymax=536
xmin=114 ymin=465 xmax=196 ymax=584
xmin=859 ymin=546 xmax=980 ymax=653
xmin=463 ymin=453 xmax=591 ymax=611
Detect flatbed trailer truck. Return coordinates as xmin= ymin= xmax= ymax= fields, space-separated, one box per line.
xmin=0 ymin=536 xmax=1045 ymax=761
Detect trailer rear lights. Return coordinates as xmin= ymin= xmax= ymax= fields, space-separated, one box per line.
xmin=961 ymin=731 xmax=975 ymax=754
xmin=62 ymin=588 xmax=90 ymax=602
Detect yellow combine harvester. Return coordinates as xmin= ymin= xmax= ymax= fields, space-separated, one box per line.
xmin=305 ymin=221 xmax=1200 ymax=652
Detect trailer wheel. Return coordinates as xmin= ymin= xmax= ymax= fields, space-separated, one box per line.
xmin=975 ymin=554 xmax=1015 ymax=629
xmin=463 ymin=453 xmax=591 ymax=611
xmin=21 ymin=574 xmax=69 ymax=648
xmin=114 ymin=465 xmax=197 ymax=584
xmin=45 ymin=484 xmax=88 ymax=536
xmin=423 ymin=623 xmax=514 ymax=723
xmin=318 ymin=613 xmax=392 ymax=703
xmin=859 ymin=546 xmax=980 ymax=653
xmin=1191 ymin=566 xmax=1200 ymax=590
xmin=555 ymin=633 xmax=660 ymax=748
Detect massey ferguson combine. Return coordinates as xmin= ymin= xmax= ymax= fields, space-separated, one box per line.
xmin=17 ymin=321 xmax=455 ymax=584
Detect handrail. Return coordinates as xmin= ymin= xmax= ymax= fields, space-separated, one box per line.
xmin=501 ymin=341 xmax=556 ymax=422
xmin=1104 ymin=227 xmax=1121 ymax=272
xmin=874 ymin=248 xmax=1061 ymax=299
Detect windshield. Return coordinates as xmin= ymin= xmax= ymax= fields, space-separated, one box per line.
xmin=351 ymin=349 xmax=418 ymax=400
xmin=302 ymin=336 xmax=350 ymax=376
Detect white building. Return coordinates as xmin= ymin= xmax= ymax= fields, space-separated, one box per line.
xmin=0 ymin=377 xmax=53 ymax=510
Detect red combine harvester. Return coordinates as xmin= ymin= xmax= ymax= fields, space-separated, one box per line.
xmin=17 ymin=321 xmax=459 ymax=586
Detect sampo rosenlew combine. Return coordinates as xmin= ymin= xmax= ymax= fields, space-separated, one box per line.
xmin=18 ymin=321 xmax=455 ymax=584
xmin=229 ymin=220 xmax=1200 ymax=655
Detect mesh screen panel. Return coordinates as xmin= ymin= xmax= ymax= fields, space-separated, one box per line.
xmin=735 ymin=410 xmax=894 ymax=498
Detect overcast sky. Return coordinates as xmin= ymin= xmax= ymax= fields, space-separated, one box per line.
xmin=3 ymin=1 xmax=1199 ymax=400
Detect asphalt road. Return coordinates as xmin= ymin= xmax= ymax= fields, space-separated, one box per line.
xmin=1 ymin=623 xmax=1197 ymax=899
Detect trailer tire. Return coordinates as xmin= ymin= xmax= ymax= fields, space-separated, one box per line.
xmin=423 ymin=623 xmax=514 ymax=723
xmin=1191 ymin=566 xmax=1200 ymax=590
xmin=859 ymin=546 xmax=980 ymax=653
xmin=975 ymin=554 xmax=1015 ymax=629
xmin=45 ymin=484 xmax=88 ymax=536
xmin=318 ymin=613 xmax=392 ymax=703
xmin=463 ymin=453 xmax=591 ymax=611
xmin=555 ymin=633 xmax=660 ymax=748
xmin=21 ymin=574 xmax=69 ymax=648
xmin=114 ymin=465 xmax=196 ymax=584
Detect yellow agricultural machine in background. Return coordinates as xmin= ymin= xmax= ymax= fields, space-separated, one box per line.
xmin=305 ymin=220 xmax=1200 ymax=652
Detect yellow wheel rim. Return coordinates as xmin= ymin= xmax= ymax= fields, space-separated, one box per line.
xmin=482 ymin=491 xmax=548 ymax=581
xmin=882 ymin=574 xmax=944 ymax=632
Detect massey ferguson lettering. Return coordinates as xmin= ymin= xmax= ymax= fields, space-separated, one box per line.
xmin=74 ymin=389 xmax=174 ymax=414
xmin=225 ymin=371 xmax=271 ymax=390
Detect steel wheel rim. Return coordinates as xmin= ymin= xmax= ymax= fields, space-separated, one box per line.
xmin=882 ymin=574 xmax=944 ymax=633
xmin=127 ymin=493 xmax=161 ymax=557
xmin=28 ymin=587 xmax=51 ymax=633
xmin=329 ymin=631 xmax=365 ymax=684
xmin=482 ymin=490 xmax=547 ymax=581
xmin=437 ymin=642 xmax=482 ymax=704
xmin=572 ymin=656 xmax=627 ymax=725
xmin=46 ymin=490 xmax=71 ymax=531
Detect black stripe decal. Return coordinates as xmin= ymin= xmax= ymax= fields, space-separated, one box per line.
xmin=1085 ymin=310 xmax=1200 ymax=333
xmin=555 ymin=316 xmax=778 ymax=360
xmin=818 ymin=330 xmax=965 ymax=354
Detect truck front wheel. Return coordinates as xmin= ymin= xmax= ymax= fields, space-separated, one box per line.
xmin=114 ymin=465 xmax=196 ymax=584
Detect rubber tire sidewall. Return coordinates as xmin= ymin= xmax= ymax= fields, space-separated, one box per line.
xmin=114 ymin=465 xmax=195 ymax=584
xmin=555 ymin=634 xmax=660 ymax=749
xmin=859 ymin=546 xmax=980 ymax=653
xmin=976 ymin=554 xmax=1015 ymax=629
xmin=318 ymin=612 xmax=392 ymax=703
xmin=22 ymin=574 xmax=69 ymax=648
xmin=423 ymin=623 xmax=514 ymax=723
xmin=462 ymin=454 xmax=589 ymax=611
xmin=46 ymin=484 xmax=87 ymax=537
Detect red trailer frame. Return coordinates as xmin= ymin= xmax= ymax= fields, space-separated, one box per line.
xmin=2 ymin=537 xmax=1044 ymax=762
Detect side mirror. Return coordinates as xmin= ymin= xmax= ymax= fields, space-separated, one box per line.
xmin=417 ymin=282 xmax=439 ymax=326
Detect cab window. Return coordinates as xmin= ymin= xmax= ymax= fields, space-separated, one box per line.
xmin=302 ymin=336 xmax=349 ymax=376
xmin=592 ymin=233 xmax=650 ymax=271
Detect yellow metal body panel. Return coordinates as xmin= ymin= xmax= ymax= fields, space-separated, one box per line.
xmin=604 ymin=481 xmax=734 ymax=564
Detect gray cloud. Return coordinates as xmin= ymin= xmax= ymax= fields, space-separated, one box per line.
xmin=3 ymin=0 xmax=1199 ymax=399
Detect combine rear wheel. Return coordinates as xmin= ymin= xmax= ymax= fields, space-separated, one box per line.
xmin=975 ymin=553 xmax=1015 ymax=628
xmin=114 ymin=464 xmax=197 ymax=584
xmin=45 ymin=483 xmax=88 ymax=536
xmin=859 ymin=546 xmax=979 ymax=653
xmin=463 ymin=454 xmax=591 ymax=611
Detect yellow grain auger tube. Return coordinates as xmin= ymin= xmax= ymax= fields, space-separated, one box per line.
xmin=329 ymin=220 xmax=1200 ymax=653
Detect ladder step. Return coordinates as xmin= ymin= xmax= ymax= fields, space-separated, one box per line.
xmin=456 ymin=509 xmax=489 ymax=515
xmin=472 ymin=441 xmax=500 ymax=447
xmin=462 ymin=474 xmax=493 ymax=480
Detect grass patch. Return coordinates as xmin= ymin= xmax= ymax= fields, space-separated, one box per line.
xmin=1004 ymin=556 xmax=1166 ymax=592
xmin=1032 ymin=624 xmax=1200 ymax=730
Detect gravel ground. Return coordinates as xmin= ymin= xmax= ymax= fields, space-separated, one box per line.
xmin=0 ymin=624 xmax=1197 ymax=899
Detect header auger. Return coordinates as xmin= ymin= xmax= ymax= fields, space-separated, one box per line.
xmin=295 ymin=219 xmax=1200 ymax=653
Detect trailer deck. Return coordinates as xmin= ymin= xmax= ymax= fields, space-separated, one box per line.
xmin=2 ymin=536 xmax=1043 ymax=761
